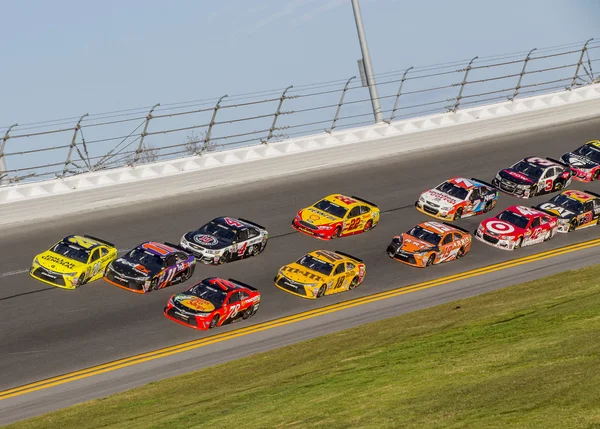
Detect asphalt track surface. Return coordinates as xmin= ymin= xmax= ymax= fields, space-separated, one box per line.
xmin=2 ymin=117 xmax=600 ymax=422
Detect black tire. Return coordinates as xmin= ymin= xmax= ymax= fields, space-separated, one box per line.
xmin=483 ymin=201 xmax=492 ymax=213
xmin=364 ymin=220 xmax=373 ymax=232
xmin=180 ymin=266 xmax=194 ymax=283
xmin=453 ymin=208 xmax=463 ymax=221
xmin=530 ymin=185 xmax=538 ymax=197
xmin=569 ymin=219 xmax=577 ymax=232
xmin=260 ymin=239 xmax=268 ymax=253
xmin=317 ymin=285 xmax=327 ymax=297
xmin=332 ymin=227 xmax=342 ymax=239
xmin=242 ymin=306 xmax=254 ymax=320
xmin=209 ymin=314 xmax=220 ymax=329
xmin=515 ymin=237 xmax=523 ymax=249
xmin=77 ymin=273 xmax=85 ymax=288
xmin=544 ymin=229 xmax=553 ymax=242
xmin=554 ymin=180 xmax=563 ymax=191
xmin=218 ymin=252 xmax=230 ymax=265
xmin=457 ymin=247 xmax=465 ymax=259
xmin=248 ymin=244 xmax=260 ymax=257
xmin=426 ymin=254 xmax=436 ymax=267
xmin=594 ymin=171 xmax=600 ymax=181
xmin=348 ymin=276 xmax=359 ymax=290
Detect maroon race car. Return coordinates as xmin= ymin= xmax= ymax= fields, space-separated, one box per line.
xmin=164 ymin=277 xmax=260 ymax=330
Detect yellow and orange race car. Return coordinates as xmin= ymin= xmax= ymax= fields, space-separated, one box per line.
xmin=386 ymin=221 xmax=472 ymax=267
xmin=291 ymin=193 xmax=380 ymax=239
xmin=274 ymin=249 xmax=366 ymax=299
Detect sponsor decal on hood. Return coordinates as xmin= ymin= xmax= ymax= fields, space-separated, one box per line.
xmin=280 ymin=263 xmax=324 ymax=283
xmin=500 ymin=169 xmax=534 ymax=184
xmin=175 ymin=295 xmax=216 ymax=312
xmin=300 ymin=207 xmax=339 ymax=226
xmin=564 ymin=153 xmax=598 ymax=169
xmin=192 ymin=234 xmax=219 ymax=246
xmin=536 ymin=202 xmax=575 ymax=219
xmin=481 ymin=218 xmax=524 ymax=236
xmin=38 ymin=253 xmax=81 ymax=273
xmin=422 ymin=190 xmax=462 ymax=206
xmin=400 ymin=234 xmax=437 ymax=253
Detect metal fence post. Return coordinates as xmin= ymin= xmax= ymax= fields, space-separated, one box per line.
xmin=452 ymin=56 xmax=478 ymax=113
xmin=385 ymin=66 xmax=413 ymax=123
xmin=61 ymin=113 xmax=89 ymax=178
xmin=133 ymin=103 xmax=160 ymax=165
xmin=0 ymin=123 xmax=18 ymax=185
xmin=325 ymin=76 xmax=356 ymax=133
xmin=262 ymin=85 xmax=293 ymax=144
xmin=569 ymin=38 xmax=594 ymax=90
xmin=201 ymin=94 xmax=228 ymax=154
xmin=508 ymin=48 xmax=537 ymax=101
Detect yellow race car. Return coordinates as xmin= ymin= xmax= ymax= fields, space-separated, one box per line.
xmin=30 ymin=235 xmax=117 ymax=289
xmin=274 ymin=249 xmax=366 ymax=299
xmin=292 ymin=193 xmax=380 ymax=240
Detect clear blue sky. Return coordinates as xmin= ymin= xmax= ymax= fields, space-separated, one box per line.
xmin=2 ymin=0 xmax=598 ymax=126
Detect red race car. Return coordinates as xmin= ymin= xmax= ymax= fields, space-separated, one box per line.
xmin=475 ymin=205 xmax=558 ymax=250
xmin=164 ymin=277 xmax=260 ymax=330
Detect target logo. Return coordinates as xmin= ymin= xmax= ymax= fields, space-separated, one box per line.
xmin=485 ymin=220 xmax=515 ymax=234
xmin=193 ymin=234 xmax=218 ymax=246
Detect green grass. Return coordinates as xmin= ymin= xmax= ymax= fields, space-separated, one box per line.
xmin=8 ymin=266 xmax=600 ymax=429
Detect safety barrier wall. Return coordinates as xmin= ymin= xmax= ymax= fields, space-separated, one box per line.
xmin=1 ymin=82 xmax=600 ymax=208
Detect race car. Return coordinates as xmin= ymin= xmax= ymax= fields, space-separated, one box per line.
xmin=475 ymin=205 xmax=558 ymax=250
xmin=30 ymin=234 xmax=117 ymax=289
xmin=415 ymin=177 xmax=498 ymax=220
xmin=534 ymin=189 xmax=600 ymax=233
xmin=274 ymin=249 xmax=366 ymax=299
xmin=292 ymin=194 xmax=380 ymax=239
xmin=560 ymin=140 xmax=600 ymax=182
xmin=491 ymin=156 xmax=572 ymax=198
xmin=386 ymin=221 xmax=472 ymax=267
xmin=104 ymin=241 xmax=196 ymax=293
xmin=179 ymin=217 xmax=268 ymax=265
xmin=164 ymin=277 xmax=261 ymax=330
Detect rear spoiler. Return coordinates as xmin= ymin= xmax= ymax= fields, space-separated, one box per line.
xmin=84 ymin=235 xmax=115 ymax=248
xmin=442 ymin=222 xmax=471 ymax=234
xmin=229 ymin=278 xmax=258 ymax=291
xmin=334 ymin=250 xmax=363 ymax=263
xmin=584 ymin=189 xmax=600 ymax=198
xmin=351 ymin=196 xmax=378 ymax=207
xmin=546 ymin=157 xmax=571 ymax=168
xmin=470 ymin=177 xmax=496 ymax=189
xmin=239 ymin=218 xmax=267 ymax=230
xmin=164 ymin=242 xmax=192 ymax=254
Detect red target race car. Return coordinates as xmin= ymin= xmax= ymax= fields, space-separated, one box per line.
xmin=475 ymin=205 xmax=558 ymax=250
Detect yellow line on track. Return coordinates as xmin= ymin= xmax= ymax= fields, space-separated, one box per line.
xmin=2 ymin=236 xmax=600 ymax=401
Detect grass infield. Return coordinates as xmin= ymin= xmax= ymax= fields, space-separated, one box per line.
xmin=7 ymin=265 xmax=600 ymax=429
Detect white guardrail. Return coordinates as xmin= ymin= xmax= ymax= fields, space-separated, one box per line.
xmin=1 ymin=83 xmax=600 ymax=214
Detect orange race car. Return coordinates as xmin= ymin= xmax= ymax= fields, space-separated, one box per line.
xmin=386 ymin=221 xmax=472 ymax=267
xmin=292 ymin=193 xmax=380 ymax=240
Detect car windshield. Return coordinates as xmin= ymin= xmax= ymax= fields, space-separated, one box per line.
xmin=573 ymin=145 xmax=600 ymax=163
xmin=128 ymin=248 xmax=165 ymax=270
xmin=198 ymin=220 xmax=237 ymax=241
xmin=497 ymin=210 xmax=530 ymax=229
xmin=296 ymin=255 xmax=334 ymax=276
xmin=51 ymin=241 xmax=90 ymax=263
xmin=435 ymin=181 xmax=468 ymax=200
xmin=512 ymin=161 xmax=543 ymax=179
xmin=407 ymin=225 xmax=441 ymax=246
xmin=550 ymin=194 xmax=583 ymax=212
xmin=187 ymin=282 xmax=228 ymax=307
xmin=313 ymin=199 xmax=347 ymax=219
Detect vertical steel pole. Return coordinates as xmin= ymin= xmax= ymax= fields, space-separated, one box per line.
xmin=201 ymin=94 xmax=228 ymax=154
xmin=569 ymin=38 xmax=594 ymax=90
xmin=325 ymin=76 xmax=356 ymax=133
xmin=385 ymin=66 xmax=413 ymax=123
xmin=351 ymin=0 xmax=383 ymax=123
xmin=452 ymin=56 xmax=478 ymax=113
xmin=263 ymin=85 xmax=293 ymax=144
xmin=508 ymin=48 xmax=537 ymax=101
xmin=133 ymin=103 xmax=160 ymax=165
xmin=61 ymin=113 xmax=89 ymax=178
xmin=0 ymin=123 xmax=18 ymax=185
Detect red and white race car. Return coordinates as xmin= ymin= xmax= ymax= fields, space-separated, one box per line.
xmin=475 ymin=205 xmax=558 ymax=250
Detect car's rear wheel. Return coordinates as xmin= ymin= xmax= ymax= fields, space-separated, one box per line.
xmin=348 ymin=276 xmax=359 ymax=290
xmin=180 ymin=266 xmax=194 ymax=283
xmin=426 ymin=254 xmax=436 ymax=266
xmin=457 ymin=247 xmax=465 ymax=259
xmin=363 ymin=220 xmax=373 ymax=232
xmin=453 ymin=208 xmax=463 ymax=221
xmin=242 ymin=306 xmax=254 ymax=319
xmin=209 ymin=314 xmax=220 ymax=329
xmin=317 ymin=285 xmax=327 ymax=297
xmin=218 ymin=252 xmax=231 ymax=265
xmin=332 ymin=226 xmax=342 ymax=239
xmin=530 ymin=185 xmax=538 ymax=197
xmin=594 ymin=170 xmax=600 ymax=181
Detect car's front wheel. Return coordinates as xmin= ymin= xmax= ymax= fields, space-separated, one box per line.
xmin=317 ymin=285 xmax=327 ymax=297
xmin=332 ymin=227 xmax=342 ymax=239
xmin=426 ymin=254 xmax=436 ymax=266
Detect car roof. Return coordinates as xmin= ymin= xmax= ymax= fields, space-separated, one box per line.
xmin=504 ymin=205 xmax=545 ymax=219
xmin=322 ymin=194 xmax=358 ymax=208
xmin=561 ymin=189 xmax=598 ymax=203
xmin=416 ymin=221 xmax=458 ymax=235
xmin=202 ymin=277 xmax=241 ymax=292
xmin=307 ymin=249 xmax=348 ymax=264
xmin=63 ymin=235 xmax=103 ymax=250
xmin=213 ymin=216 xmax=249 ymax=231
xmin=586 ymin=140 xmax=600 ymax=148
xmin=137 ymin=241 xmax=178 ymax=257
xmin=447 ymin=177 xmax=476 ymax=190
